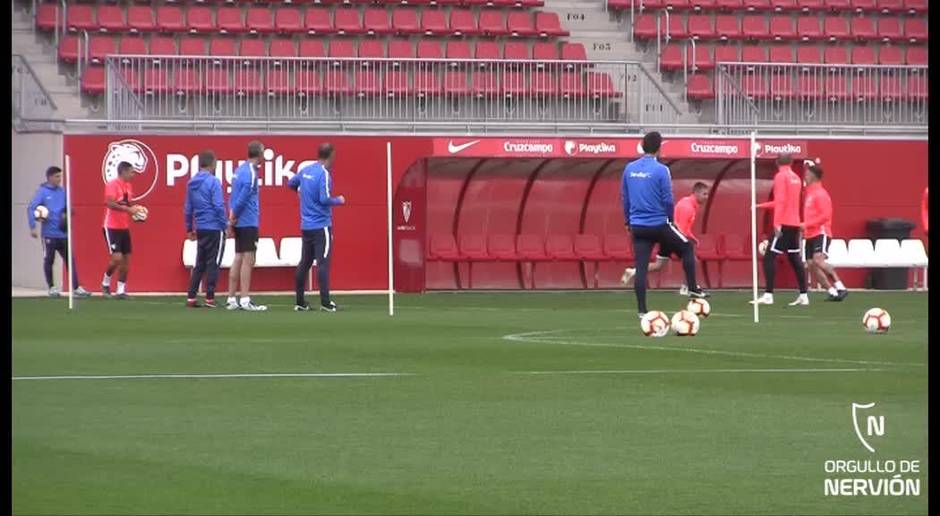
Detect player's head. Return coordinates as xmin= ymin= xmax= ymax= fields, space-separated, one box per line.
xmin=247 ymin=140 xmax=264 ymax=166
xmin=46 ymin=166 xmax=62 ymax=186
xmin=198 ymin=150 xmax=217 ymax=172
xmin=805 ymin=164 xmax=823 ymax=184
xmin=641 ymin=131 xmax=662 ymax=156
xmin=318 ymin=142 xmax=335 ymax=168
xmin=692 ymin=182 xmax=709 ymax=204
xmin=117 ymin=161 xmax=135 ymax=181
xmin=776 ymin=154 xmax=792 ymax=168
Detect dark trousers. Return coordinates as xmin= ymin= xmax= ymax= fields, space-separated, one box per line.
xmin=763 ymin=226 xmax=807 ymax=294
xmin=631 ymin=223 xmax=698 ymax=314
xmin=187 ymin=230 xmax=225 ymax=300
xmin=295 ymin=227 xmax=333 ymax=307
xmin=43 ymin=237 xmax=79 ymax=288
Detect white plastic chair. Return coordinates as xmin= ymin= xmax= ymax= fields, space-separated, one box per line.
xmin=182 ymin=239 xmax=197 ymax=268
xmin=846 ymin=239 xmax=876 ymax=267
xmin=873 ymin=239 xmax=904 ymax=267
xmin=279 ymin=237 xmax=302 ymax=267
xmin=825 ymin=239 xmax=850 ymax=267
xmin=255 ymin=238 xmax=283 ymax=267
xmin=220 ymin=238 xmax=235 ymax=268
xmin=901 ymin=239 xmax=929 ymax=290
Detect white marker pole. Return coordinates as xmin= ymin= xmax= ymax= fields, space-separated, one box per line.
xmin=750 ymin=132 xmax=759 ymax=323
xmin=386 ymin=141 xmax=394 ymax=317
xmin=65 ymin=154 xmax=74 ymax=311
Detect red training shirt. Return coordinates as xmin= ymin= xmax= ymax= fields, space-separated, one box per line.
xmin=103 ymin=178 xmax=134 ymax=229
xmin=756 ymin=165 xmax=802 ymax=228
xmin=673 ymin=194 xmax=699 ymax=241
xmin=802 ymin=182 xmax=832 ymax=239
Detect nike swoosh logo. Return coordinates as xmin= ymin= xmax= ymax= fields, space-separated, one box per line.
xmin=448 ymin=140 xmax=481 ymax=154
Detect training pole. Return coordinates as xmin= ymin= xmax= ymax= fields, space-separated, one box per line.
xmin=386 ymin=141 xmax=394 ymax=317
xmin=65 ymin=154 xmax=74 ymax=311
xmin=750 ymin=132 xmax=759 ymax=323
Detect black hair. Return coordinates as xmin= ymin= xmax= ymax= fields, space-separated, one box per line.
xmin=776 ymin=154 xmax=793 ymax=166
xmin=198 ymin=150 xmax=216 ymax=170
xmin=247 ymin=140 xmax=264 ymax=159
xmin=318 ymin=142 xmax=335 ymax=160
xmin=46 ymin=166 xmax=62 ymax=178
xmin=692 ymin=182 xmax=709 ymax=193
xmin=807 ymin=165 xmax=823 ymax=180
xmin=641 ymin=132 xmax=662 ymax=154
xmin=117 ymin=161 xmax=133 ymax=174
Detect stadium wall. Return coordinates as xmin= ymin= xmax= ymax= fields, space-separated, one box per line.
xmin=57 ymin=135 xmax=925 ymax=293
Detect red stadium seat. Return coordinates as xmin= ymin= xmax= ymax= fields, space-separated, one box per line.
xmin=265 ymin=39 xmax=295 ymax=61
xmin=119 ymin=36 xmax=149 ymax=58
xmin=906 ymin=46 xmax=927 ymax=66
xmin=305 ymin=8 xmax=333 ymax=34
xmin=904 ymin=19 xmax=927 ymax=43
xmin=218 ymin=7 xmax=246 ymax=34
xmin=445 ymin=40 xmax=472 ymax=60
xmin=501 ymin=71 xmax=526 ymax=96
xmin=560 ymin=72 xmax=585 ymax=97
xmin=335 ymin=9 xmax=364 ymax=34
xmin=239 ymin=39 xmax=266 ymax=61
xmin=234 ymin=69 xmax=264 ymax=95
xmin=358 ymin=39 xmax=384 ymax=60
xmin=741 ymin=72 xmax=769 ymax=98
xmin=877 ymin=73 xmax=903 ymax=100
xmin=603 ymin=234 xmax=634 ymax=260
xmin=246 ymin=8 xmax=276 ymax=34
xmin=687 ymin=73 xmax=715 ymax=99
xmin=276 ymin=7 xmax=304 ymax=33
xmin=429 ymin=234 xmax=461 ymax=260
xmin=67 ymin=5 xmax=96 ymax=32
xmin=517 ymin=234 xmax=548 ymax=261
xmin=771 ymin=0 xmax=800 ymax=9
xmin=824 ymin=74 xmax=849 ymax=100
xmin=98 ymin=5 xmax=126 ymax=32
xmin=769 ymin=15 xmax=796 ymax=40
xmin=418 ymin=40 xmax=444 ymax=60
xmin=714 ymin=44 xmax=740 ymax=64
xmin=769 ymin=72 xmax=795 ymax=98
xmin=143 ymin=67 xmax=171 ymax=95
xmin=715 ymin=15 xmax=742 ymax=40
xmin=58 ymin=36 xmax=79 ymax=63
xmin=695 ymin=234 xmax=723 ymax=287
xmin=744 ymin=0 xmax=772 ymax=9
xmin=443 ymin=71 xmax=470 ymax=95
xmin=797 ymin=72 xmax=823 ymax=98
xmin=421 ymin=10 xmax=448 ymax=35
xmin=128 ymin=6 xmax=156 ymax=32
xmin=206 ymin=69 xmax=232 ymax=94
xmin=81 ymin=66 xmax=106 ymax=95
xmin=660 ymin=44 xmax=684 ymax=71
xmin=384 ymin=70 xmax=410 ymax=96
xmin=475 ymin=40 xmax=501 ymax=61
xmin=691 ymin=0 xmax=719 ymax=8
xmin=266 ymin=69 xmax=292 ymax=95
xmin=504 ymin=41 xmax=530 ymax=61
xmin=633 ymin=14 xmax=657 ymax=40
xmin=853 ymin=73 xmax=878 ymax=100
xmin=355 ymin=70 xmax=381 ymax=96
xmin=688 ymin=15 xmax=716 ymax=40
xmin=186 ymin=7 xmax=214 ymax=33
xmin=363 ymin=8 xmax=391 ymax=35
xmin=587 ymin=72 xmax=617 ymax=97
xmin=329 ymin=39 xmax=356 ymax=59
xmin=530 ymin=71 xmax=557 ymax=96
xmin=574 ymin=235 xmax=606 ymax=261
xmin=414 ymin=71 xmax=441 ymax=96
xmin=210 ymin=38 xmax=237 ymax=60
xmin=174 ymin=68 xmax=201 ymax=95
xmin=296 ymin=70 xmax=323 ymax=96
xmin=532 ymin=41 xmax=559 ymax=60
xmin=823 ymin=45 xmax=848 ymax=65
xmin=324 ymin=70 xmax=352 ymax=95
xmin=179 ymin=37 xmax=206 ymax=56
xmin=295 ymin=40 xmax=324 ymax=60
xmin=36 ymin=4 xmax=60 ymax=32
xmin=88 ymin=36 xmax=116 ymax=64
xmin=851 ymin=0 xmax=876 ymax=10
xmin=907 ymin=74 xmax=927 ymax=100
xmin=479 ymin=11 xmax=508 ymax=36
xmin=825 ymin=0 xmax=851 ymax=8
xmin=508 ymin=12 xmax=537 ymax=37
xmin=797 ymin=16 xmax=823 ymax=40
xmin=449 ymin=10 xmax=479 ymax=36
xmin=156 ymin=6 xmax=185 ymax=32
xmin=459 ymin=234 xmax=490 ymax=261
xmin=851 ymin=45 xmax=875 ymax=64
xmin=392 ymin=9 xmax=421 ymax=34
xmin=387 ymin=39 xmax=414 ymax=61
xmin=665 ymin=0 xmax=692 ymax=9
xmin=877 ymin=0 xmax=903 ymax=12
xmin=797 ymin=45 xmax=822 ymax=64
xmin=823 ymin=16 xmax=849 ymax=40
xmin=546 ymin=235 xmax=578 ymax=261
xmin=743 ymin=15 xmax=770 ymax=39
xmin=878 ymin=45 xmax=903 ymax=65
xmin=535 ymin=12 xmax=568 ymax=36
xmin=877 ymin=17 xmax=903 ymax=41
xmin=471 ymin=71 xmax=499 ymax=96
xmin=904 ymin=0 xmax=927 ymax=13
xmin=850 ymin=17 xmax=877 ymax=40
xmin=717 ymin=0 xmax=744 ymax=8
xmin=742 ymin=44 xmax=769 ymax=63
xmin=721 ymin=234 xmax=751 ymax=262
xmin=769 ymin=44 xmax=794 ymax=62
xmin=488 ymin=235 xmax=517 ymax=261
xmin=561 ymin=42 xmax=587 ymax=61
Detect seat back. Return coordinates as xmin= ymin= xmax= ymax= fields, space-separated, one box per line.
xmin=696 ymin=234 xmax=719 ymax=254
xmin=220 ymin=238 xmax=235 ymax=268
xmin=516 ymin=234 xmax=545 ymax=256
xmin=574 ymin=234 xmax=602 ymax=254
xmin=459 ymin=234 xmax=487 ymax=255
xmin=279 ymin=237 xmax=303 ymax=266
xmin=846 ymin=239 xmax=875 ymax=265
xmin=545 ymin=234 xmax=574 ymax=256
xmin=604 ymin=233 xmax=632 ymax=257
xmin=872 ymin=238 xmax=903 ymax=266
xmin=488 ymin=234 xmax=516 ymax=257
xmin=429 ymin=233 xmax=458 ymax=257
xmin=900 ymin=239 xmax=928 ymax=266
xmin=255 ymin=238 xmax=282 ymax=267
xmin=825 ymin=238 xmax=849 ymax=265
xmin=182 ymin=239 xmax=197 ymax=268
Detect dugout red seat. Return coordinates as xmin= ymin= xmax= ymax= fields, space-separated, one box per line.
xmin=449 ymin=10 xmax=479 ymax=36
xmin=479 ymin=11 xmax=508 ymax=36
xmin=459 ymin=234 xmax=490 ymax=261
xmin=206 ymin=68 xmax=232 ymax=94
xmin=296 ymin=69 xmax=323 ymax=95
xmin=234 ymin=69 xmax=264 ymax=95
xmin=688 ymin=14 xmax=715 ymax=39
xmin=574 ymin=234 xmax=606 ymax=261
xmin=179 ymin=37 xmax=206 ymax=56
xmin=67 ymin=4 xmax=96 ymax=32
xmin=157 ymin=6 xmax=186 ymax=32
xmin=535 ymin=12 xmax=568 ymax=36
xmin=384 ymin=70 xmax=410 ymax=96
xmin=393 ymin=9 xmax=421 ymax=34
xmin=851 ymin=45 xmax=876 ymax=64
xmin=823 ymin=16 xmax=849 ymax=40
xmin=335 ymin=9 xmax=364 ymax=34
xmin=517 ymin=234 xmax=548 ymax=261
xmin=508 ymin=12 xmax=537 ymax=36
xmin=217 ymin=7 xmax=246 ymax=34
xmin=276 ymin=7 xmax=304 ymax=33
xmin=715 ymin=15 xmax=741 ymax=40
xmin=445 ymin=40 xmax=472 ymax=61
xmin=270 ymin=39 xmax=298 ymax=59
xmin=58 ymin=36 xmax=79 ymax=63
xmin=174 ymin=68 xmax=201 ymax=94
xmin=471 ymin=71 xmax=499 ymax=96
xmin=36 ymin=4 xmax=60 ymax=32
xmin=354 ymin=70 xmax=381 ymax=95
xmin=475 ymin=40 xmax=501 ymax=61
xmin=97 ymin=5 xmax=126 ymax=32
xmin=266 ymin=69 xmax=291 ymax=95
xmin=721 ymin=234 xmax=751 ymax=261
xmin=878 ymin=44 xmax=903 ymax=65
xmin=906 ymin=46 xmax=927 ymax=66
xmin=530 ymin=71 xmax=557 ymax=96
xmin=877 ymin=17 xmax=903 ymax=41
xmin=443 ymin=71 xmax=470 ymax=95
xmin=694 ymin=234 xmax=722 ymax=287
xmin=504 ymin=41 xmax=530 ymax=61
xmin=128 ymin=6 xmax=156 ymax=32
xmin=418 ymin=40 xmax=444 ymax=59
xmin=88 ymin=36 xmax=116 ymax=64
xmin=743 ymin=15 xmax=770 ymax=39
xmin=358 ymin=39 xmax=384 ymax=60
xmin=850 ymin=17 xmax=877 ymax=40
xmin=686 ymin=73 xmax=714 ymax=99
xmin=300 ymin=39 xmax=326 ymax=58
xmin=603 ymin=233 xmax=634 ymax=260
xmin=904 ymin=19 xmax=927 ymax=43
xmin=414 ymin=71 xmax=441 ymax=96
xmin=488 ymin=234 xmax=517 ymax=260
xmin=769 ymin=15 xmax=797 ymax=40
xmin=324 ymin=70 xmax=352 ymax=95
xmin=532 ymin=41 xmax=559 ymax=60
xmin=143 ymin=67 xmax=171 ymax=94
xmin=429 ymin=234 xmax=461 ymax=260
xmin=246 ymin=8 xmax=275 ymax=34
xmin=421 ymin=10 xmax=448 ymax=35
xmin=362 ymin=8 xmax=391 ymax=34
xmin=633 ymin=14 xmax=657 ymax=39
xmin=796 ymin=16 xmax=823 ymax=40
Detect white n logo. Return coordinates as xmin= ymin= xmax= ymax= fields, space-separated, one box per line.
xmin=867 ymin=415 xmax=885 ymax=437
xmin=852 ymin=402 xmax=884 ymax=453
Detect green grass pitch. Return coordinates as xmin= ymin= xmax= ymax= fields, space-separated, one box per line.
xmin=13 ymin=290 xmax=928 ymax=515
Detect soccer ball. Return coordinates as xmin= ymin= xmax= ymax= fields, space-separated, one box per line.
xmin=687 ymin=298 xmax=711 ymax=318
xmin=758 ymin=240 xmax=769 ymax=256
xmin=862 ymin=308 xmax=891 ymax=334
xmin=640 ymin=311 xmax=671 ymax=338
xmin=131 ymin=205 xmax=148 ymax=222
xmin=33 ymin=205 xmax=49 ymax=222
xmin=671 ymin=310 xmax=700 ymax=336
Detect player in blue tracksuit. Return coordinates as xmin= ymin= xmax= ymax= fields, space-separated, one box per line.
xmin=225 ymin=140 xmax=267 ymax=311
xmin=288 ymin=142 xmax=346 ymax=312
xmin=622 ymin=132 xmax=707 ymax=317
xmin=183 ymin=150 xmax=228 ymax=308
xmin=27 ymin=166 xmax=90 ymax=298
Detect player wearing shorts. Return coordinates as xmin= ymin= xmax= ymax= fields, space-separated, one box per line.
xmin=622 ymin=132 xmax=708 ymax=318
xmin=753 ymin=154 xmax=808 ymax=306
xmin=101 ymin=161 xmax=141 ymax=299
xmin=802 ymin=164 xmax=848 ymax=301
xmin=184 ymin=150 xmax=227 ymax=308
xmin=225 ymin=140 xmax=267 ymax=311
xmin=622 ymin=182 xmax=709 ymax=295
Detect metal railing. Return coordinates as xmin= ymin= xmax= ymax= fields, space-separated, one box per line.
xmin=103 ymin=55 xmax=683 ymax=131
xmin=716 ymin=62 xmax=928 ymax=130
xmin=12 ymin=54 xmax=61 ymax=132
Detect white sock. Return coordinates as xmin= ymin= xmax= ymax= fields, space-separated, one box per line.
xmin=828 ymin=287 xmax=839 ymax=296
xmin=117 ymin=282 xmax=126 ymax=294
xmin=227 ymin=296 xmax=237 ymax=305
xmin=834 ymin=281 xmax=845 ymax=290
xmin=240 ymin=296 xmax=251 ymax=306
xmin=102 ymin=273 xmax=111 ymax=286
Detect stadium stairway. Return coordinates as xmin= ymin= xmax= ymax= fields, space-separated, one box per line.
xmin=12 ymin=4 xmax=94 ymax=120
xmin=545 ymin=0 xmax=701 ymax=122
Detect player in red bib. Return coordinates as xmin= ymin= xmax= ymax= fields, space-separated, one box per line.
xmin=101 ymin=161 xmax=142 ymax=299
xmin=621 ymin=182 xmax=709 ymax=295
xmin=801 ymin=164 xmax=848 ymax=301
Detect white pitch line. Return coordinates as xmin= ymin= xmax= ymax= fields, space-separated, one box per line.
xmin=502 ymin=330 xmax=925 ymax=368
xmin=516 ymin=368 xmax=885 ymax=375
xmin=12 ymin=372 xmax=413 ymax=381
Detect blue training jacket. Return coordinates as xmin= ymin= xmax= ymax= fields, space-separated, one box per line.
xmin=27 ymin=182 xmax=67 ymax=239
xmin=288 ymin=161 xmax=343 ymax=230
xmin=621 ymin=155 xmax=675 ymax=227
xmin=184 ymin=169 xmax=227 ymax=232
xmin=229 ymin=161 xmax=260 ymax=228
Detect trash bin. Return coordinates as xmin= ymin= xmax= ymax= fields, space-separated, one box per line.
xmin=865 ymin=218 xmax=916 ymax=290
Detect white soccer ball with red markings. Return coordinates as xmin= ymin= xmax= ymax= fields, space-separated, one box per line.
xmin=671 ymin=310 xmax=700 ymax=336
xmin=131 ymin=205 xmax=148 ymax=222
xmin=862 ymin=308 xmax=891 ymax=334
xmin=686 ymin=298 xmax=711 ymax=319
xmin=33 ymin=205 xmax=49 ymax=222
xmin=640 ymin=311 xmax=671 ymax=338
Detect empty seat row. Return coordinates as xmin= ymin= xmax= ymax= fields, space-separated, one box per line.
xmin=42 ymin=5 xmax=566 ymax=36
xmin=60 ymin=35 xmax=585 ymax=63
xmin=660 ymin=42 xmax=927 ymax=70
xmin=609 ymin=0 xmax=927 ymax=13
xmin=634 ymin=13 xmax=927 ymax=43
xmin=826 ymin=238 xmax=928 ymax=267
xmin=82 ymin=66 xmax=618 ymax=98
xmin=686 ymin=70 xmax=927 ymax=100
xmin=182 ymin=237 xmax=297 ymax=268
